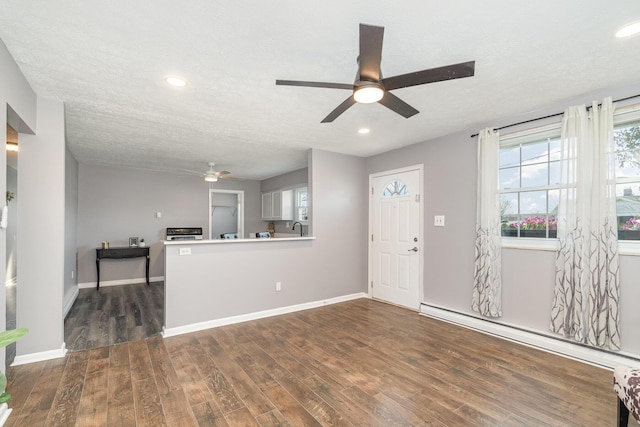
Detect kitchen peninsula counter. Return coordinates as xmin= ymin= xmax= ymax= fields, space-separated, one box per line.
xmin=164 ymin=236 xmax=315 ymax=245
xmin=163 ymin=235 xmax=340 ymax=337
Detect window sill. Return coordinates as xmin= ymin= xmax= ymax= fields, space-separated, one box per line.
xmin=501 ymin=237 xmax=640 ymax=256
xmin=501 ymin=237 xmax=559 ymax=252
xmin=618 ymin=241 xmax=640 ymax=256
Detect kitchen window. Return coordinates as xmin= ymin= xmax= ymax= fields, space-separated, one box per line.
xmin=295 ymin=187 xmax=308 ymax=222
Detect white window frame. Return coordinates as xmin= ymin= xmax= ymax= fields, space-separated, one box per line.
xmin=613 ymin=104 xmax=640 ymax=255
xmin=294 ymin=186 xmax=308 ymax=224
xmin=499 ymin=103 xmax=640 ymax=255
xmin=499 ymin=123 xmax=562 ymax=251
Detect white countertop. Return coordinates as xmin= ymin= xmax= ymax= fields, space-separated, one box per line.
xmin=164 ymin=236 xmax=315 ymax=245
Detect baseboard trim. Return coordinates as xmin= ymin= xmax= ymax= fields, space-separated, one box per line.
xmin=63 ymin=287 xmax=79 ymax=317
xmin=0 ymin=403 xmax=12 ymax=426
xmin=78 ymin=276 xmax=164 ymax=289
xmin=420 ymin=303 xmax=640 ymax=369
xmin=11 ymin=342 xmax=67 ymax=366
xmin=163 ymin=292 xmax=367 ymax=338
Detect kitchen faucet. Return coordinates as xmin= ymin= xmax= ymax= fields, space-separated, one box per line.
xmin=292 ymin=221 xmax=304 ymax=237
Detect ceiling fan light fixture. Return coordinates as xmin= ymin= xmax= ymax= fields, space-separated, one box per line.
xmin=615 ymin=22 xmax=640 ymax=38
xmin=354 ymin=85 xmax=384 ymax=103
xmin=204 ymin=174 xmax=218 ymax=182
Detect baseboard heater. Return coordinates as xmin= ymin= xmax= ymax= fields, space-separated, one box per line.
xmin=419 ymin=302 xmax=640 ymax=370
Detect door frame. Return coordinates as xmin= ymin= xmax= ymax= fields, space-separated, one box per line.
xmin=368 ymin=164 xmax=424 ymax=309
xmin=209 ymin=189 xmax=244 ymax=239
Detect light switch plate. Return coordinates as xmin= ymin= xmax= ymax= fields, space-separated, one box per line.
xmin=434 ymin=215 xmax=445 ymax=227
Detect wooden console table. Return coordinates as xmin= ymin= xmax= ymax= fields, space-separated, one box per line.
xmin=95 ymin=247 xmax=150 ymax=290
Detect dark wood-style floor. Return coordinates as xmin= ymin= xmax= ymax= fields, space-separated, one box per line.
xmin=7 ymin=298 xmax=616 ymax=426
xmin=64 ymin=282 xmax=165 ymax=352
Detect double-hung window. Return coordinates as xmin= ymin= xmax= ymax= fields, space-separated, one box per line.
xmin=295 ymin=187 xmax=308 ymax=222
xmin=497 ymin=103 xmax=640 ymax=243
xmin=614 ymin=106 xmax=640 ymax=241
xmin=499 ymin=125 xmax=561 ymax=239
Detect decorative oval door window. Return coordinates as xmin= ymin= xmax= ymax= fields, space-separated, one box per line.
xmin=382 ymin=180 xmax=409 ymax=197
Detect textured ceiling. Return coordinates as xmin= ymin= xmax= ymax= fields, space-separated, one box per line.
xmin=1 ymin=1 xmax=639 ymax=180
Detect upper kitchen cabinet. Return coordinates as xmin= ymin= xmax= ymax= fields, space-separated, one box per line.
xmin=262 ymin=189 xmax=293 ymax=220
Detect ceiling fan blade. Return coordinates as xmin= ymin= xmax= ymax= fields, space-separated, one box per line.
xmin=276 ymin=80 xmax=353 ymax=90
xmin=217 ymin=170 xmax=231 ymax=176
xmin=321 ymin=96 xmax=357 ymax=123
xmin=358 ymin=24 xmax=384 ymax=82
xmin=378 ymin=92 xmax=419 ymax=118
xmin=382 ymin=61 xmax=475 ymax=91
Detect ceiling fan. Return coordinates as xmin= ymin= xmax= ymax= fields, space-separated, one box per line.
xmin=200 ymin=162 xmax=231 ymax=182
xmin=276 ymin=23 xmax=475 ymax=123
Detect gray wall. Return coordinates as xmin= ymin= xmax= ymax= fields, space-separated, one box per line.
xmin=64 ymin=147 xmax=78 ymax=310
xmin=367 ymin=83 xmax=640 ymax=358
xmin=261 ymin=167 xmax=308 ymax=192
xmin=5 ymin=165 xmax=17 ymax=284
xmin=17 ymin=97 xmax=66 ymax=357
xmin=164 ymin=150 xmax=367 ymax=329
xmin=77 ymin=165 xmax=262 ymax=285
xmin=0 ymin=38 xmax=37 ymax=368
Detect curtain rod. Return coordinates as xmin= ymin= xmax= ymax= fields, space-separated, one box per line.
xmin=469 ymin=93 xmax=640 ymax=138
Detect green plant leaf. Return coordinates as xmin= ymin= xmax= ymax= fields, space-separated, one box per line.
xmin=0 ymin=372 xmax=5 ymax=394
xmin=0 ymin=328 xmax=28 ymax=348
xmin=0 ymin=392 xmax=10 ymax=404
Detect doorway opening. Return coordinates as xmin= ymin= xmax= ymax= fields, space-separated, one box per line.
xmin=5 ymin=125 xmax=18 ymax=366
xmin=209 ymin=189 xmax=244 ymax=239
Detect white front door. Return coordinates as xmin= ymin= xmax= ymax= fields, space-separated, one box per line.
xmin=370 ymin=167 xmax=422 ymax=309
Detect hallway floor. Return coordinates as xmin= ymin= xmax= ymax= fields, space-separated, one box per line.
xmin=64 ymin=282 xmax=164 ymax=352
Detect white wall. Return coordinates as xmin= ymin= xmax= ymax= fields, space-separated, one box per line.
xmin=17 ymin=97 xmax=66 ymax=358
xmin=77 ymin=165 xmax=262 ymax=285
xmin=0 ymin=38 xmax=37 ymax=369
xmin=366 ymin=83 xmax=640 ymax=358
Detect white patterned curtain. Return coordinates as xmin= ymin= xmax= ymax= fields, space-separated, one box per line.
xmin=473 ymin=128 xmax=502 ymax=318
xmin=550 ymin=97 xmax=621 ymax=350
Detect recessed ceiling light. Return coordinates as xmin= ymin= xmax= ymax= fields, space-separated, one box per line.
xmin=163 ymin=75 xmax=187 ymax=87
xmin=615 ymin=22 xmax=640 ymax=38
xmin=358 ymin=128 xmax=370 ymax=134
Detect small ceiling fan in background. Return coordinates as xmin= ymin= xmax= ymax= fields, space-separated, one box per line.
xmin=187 ymin=162 xmax=231 ymax=182
xmin=276 ymin=23 xmax=476 ymax=123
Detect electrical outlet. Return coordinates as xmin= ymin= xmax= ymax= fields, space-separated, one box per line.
xmin=179 ymin=247 xmax=191 ymax=256
xmin=276 ymin=281 xmax=282 ymax=291
xmin=156 ymin=211 xmax=162 ymax=218
xmin=434 ymin=215 xmax=445 ymax=227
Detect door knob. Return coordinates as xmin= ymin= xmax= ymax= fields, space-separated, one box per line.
xmin=408 ymin=247 xmax=418 ymax=252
